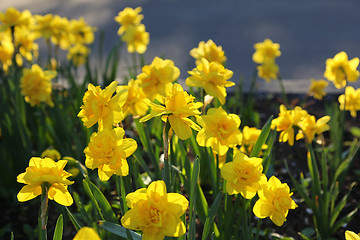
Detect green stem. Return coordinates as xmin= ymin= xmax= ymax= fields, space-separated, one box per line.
xmin=277 ymin=75 xmax=289 ymax=107
xmin=115 ymin=176 xmax=125 ymax=216
xmin=40 ymin=183 xmax=49 ymax=240
xmin=163 ymin=120 xmax=171 ymax=191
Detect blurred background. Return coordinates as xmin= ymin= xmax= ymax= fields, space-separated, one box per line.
xmin=2 ymin=0 xmax=360 ymax=92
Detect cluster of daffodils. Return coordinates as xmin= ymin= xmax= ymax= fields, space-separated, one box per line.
xmin=115 ymin=7 xmax=149 ymax=54
xmin=253 ymin=38 xmax=281 ymax=82
xmin=0 ymin=7 xmax=96 ymax=68
xmin=221 ymin=151 xmax=297 ymax=226
xmin=271 ymin=104 xmax=330 ymax=146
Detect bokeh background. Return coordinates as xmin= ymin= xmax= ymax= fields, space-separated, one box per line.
xmin=2 ymin=0 xmax=360 ymax=92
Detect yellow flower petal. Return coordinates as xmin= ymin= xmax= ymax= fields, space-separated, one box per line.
xmin=17 ymin=185 xmax=42 ymax=202
xmin=73 ymin=227 xmax=101 ymax=240
xmin=48 ymin=183 xmax=73 ymax=206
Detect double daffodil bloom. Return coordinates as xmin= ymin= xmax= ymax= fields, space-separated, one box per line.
xmin=136 ymin=56 xmax=180 ymax=101
xmin=190 ymin=39 xmax=227 ymax=65
xmin=78 ymin=81 xmax=127 ymax=130
xmin=253 ymin=176 xmax=297 ymax=227
xmin=324 ymin=51 xmax=359 ymax=89
xmin=84 ymin=127 xmax=137 ymax=181
xmin=121 ymin=180 xmax=188 ymax=240
xmin=17 ymin=157 xmax=74 ymax=206
xmin=121 ymin=24 xmax=149 ymax=54
xmin=296 ymin=115 xmax=330 ymax=143
xmin=338 ymin=86 xmax=360 ymax=117
xmin=140 ymin=83 xmax=203 ymax=140
xmin=114 ymin=7 xmax=144 ymax=35
xmin=20 ymin=64 xmax=57 ymax=107
xmin=220 ymin=152 xmax=267 ymax=199
xmin=257 ymin=60 xmax=279 ymax=82
xmin=252 ymin=38 xmax=281 ymax=64
xmin=186 ymin=58 xmax=234 ymax=104
xmin=196 ymin=106 xmax=242 ymax=155
xmin=308 ymin=79 xmax=328 ymax=100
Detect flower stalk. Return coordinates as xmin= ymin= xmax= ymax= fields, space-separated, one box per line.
xmin=40 ymin=183 xmax=49 ymax=240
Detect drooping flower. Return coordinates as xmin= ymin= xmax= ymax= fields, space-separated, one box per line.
xmin=253 ymin=176 xmax=297 ymax=226
xmin=73 ymin=227 xmax=101 ymax=240
xmin=221 ymin=152 xmax=267 ymax=199
xmin=271 ymin=105 xmax=309 ymax=146
xmin=324 ymin=51 xmax=359 ymax=89
xmin=257 ymin=60 xmax=279 ymax=82
xmin=84 ymin=127 xmax=137 ymax=181
xmin=296 ymin=115 xmax=330 ymax=143
xmin=20 ymin=64 xmax=57 ymax=107
xmin=41 ymin=148 xmax=61 ymax=161
xmin=136 ymin=57 xmax=180 ymax=101
xmin=121 ymin=24 xmax=149 ymax=54
xmin=190 ymin=39 xmax=227 ymax=65
xmin=121 ymin=180 xmax=188 ymax=240
xmin=252 ymin=38 xmax=281 ymax=64
xmin=140 ymin=83 xmax=203 ymax=140
xmin=186 ymin=58 xmax=234 ymax=104
xmin=240 ymin=126 xmax=268 ymax=155
xmin=196 ymin=107 xmax=242 ymax=155
xmin=345 ymin=230 xmax=360 ymax=240
xmin=78 ymin=81 xmax=127 ymax=130
xmin=114 ymin=7 xmax=144 ymax=35
xmin=308 ymin=79 xmax=328 ymax=100
xmin=116 ymin=79 xmax=149 ymax=118
xmin=338 ymin=86 xmax=360 ymax=117
xmin=17 ymin=157 xmax=74 ymax=206
xmin=0 ymin=7 xmax=33 ymax=30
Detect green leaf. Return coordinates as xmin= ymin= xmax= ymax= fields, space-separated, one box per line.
xmin=189 ymin=157 xmax=200 ymax=240
xmin=65 ymin=206 xmax=82 ymax=231
xmin=350 ymin=127 xmax=360 ymax=138
xmin=98 ymin=221 xmax=141 ymax=240
xmin=202 ymin=192 xmax=222 ymax=240
xmin=89 ymin=181 xmax=118 ymax=223
xmin=53 ymin=214 xmax=63 ymax=240
xmin=250 ymin=116 xmax=273 ymax=158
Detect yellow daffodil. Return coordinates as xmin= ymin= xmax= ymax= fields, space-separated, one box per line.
xmin=20 ymin=64 xmax=57 ymax=107
xmin=190 ymin=39 xmax=227 ymax=65
xmin=121 ymin=24 xmax=149 ymax=54
xmin=17 ymin=157 xmax=74 ymax=206
xmin=257 ymin=60 xmax=279 ymax=82
xmin=271 ymin=105 xmax=309 ymax=146
xmin=114 ymin=7 xmax=144 ymax=35
xmin=78 ymin=81 xmax=127 ymax=130
xmin=324 ymin=51 xmax=359 ymax=89
xmin=136 ymin=56 xmax=180 ymax=101
xmin=0 ymin=30 xmax=14 ymax=67
xmin=345 ymin=230 xmax=360 ymax=240
xmin=121 ymin=180 xmax=188 ymax=240
xmin=34 ymin=14 xmax=54 ymax=40
xmin=240 ymin=126 xmax=268 ymax=155
xmin=140 ymin=83 xmax=203 ymax=140
xmin=116 ymin=79 xmax=149 ymax=118
xmin=73 ymin=227 xmax=101 ymax=240
xmin=338 ymin=86 xmax=360 ymax=117
xmin=186 ymin=58 xmax=234 ymax=104
xmin=308 ymin=79 xmax=328 ymax=100
xmin=253 ymin=176 xmax=297 ymax=226
xmin=41 ymin=148 xmax=61 ymax=161
xmin=67 ymin=43 xmax=90 ymax=66
xmin=0 ymin=7 xmax=33 ymax=30
xmin=252 ymin=38 xmax=281 ymax=64
xmin=220 ymin=152 xmax=267 ymax=199
xmin=196 ymin=107 xmax=242 ymax=155
xmin=296 ymin=115 xmax=330 ymax=143
xmin=69 ymin=17 xmax=96 ymax=45
xmin=84 ymin=127 xmax=137 ymax=181
xmin=50 ymin=15 xmax=73 ymax=50
xmin=14 ymin=25 xmax=39 ymax=62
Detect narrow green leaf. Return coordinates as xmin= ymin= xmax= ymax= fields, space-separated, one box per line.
xmin=202 ymin=192 xmax=222 ymax=240
xmin=89 ymin=181 xmax=118 ymax=223
xmin=65 ymin=206 xmax=82 ymax=231
xmin=330 ymin=182 xmax=356 ymax=227
xmin=53 ymin=214 xmax=63 ymax=240
xmin=82 ymin=179 xmax=104 ymax=220
xmin=98 ymin=221 xmax=141 ymax=240
xmin=333 ymin=159 xmax=350 ymax=182
xmin=250 ymin=116 xmax=273 ymax=158
xmin=189 ymin=157 xmax=200 ymax=240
